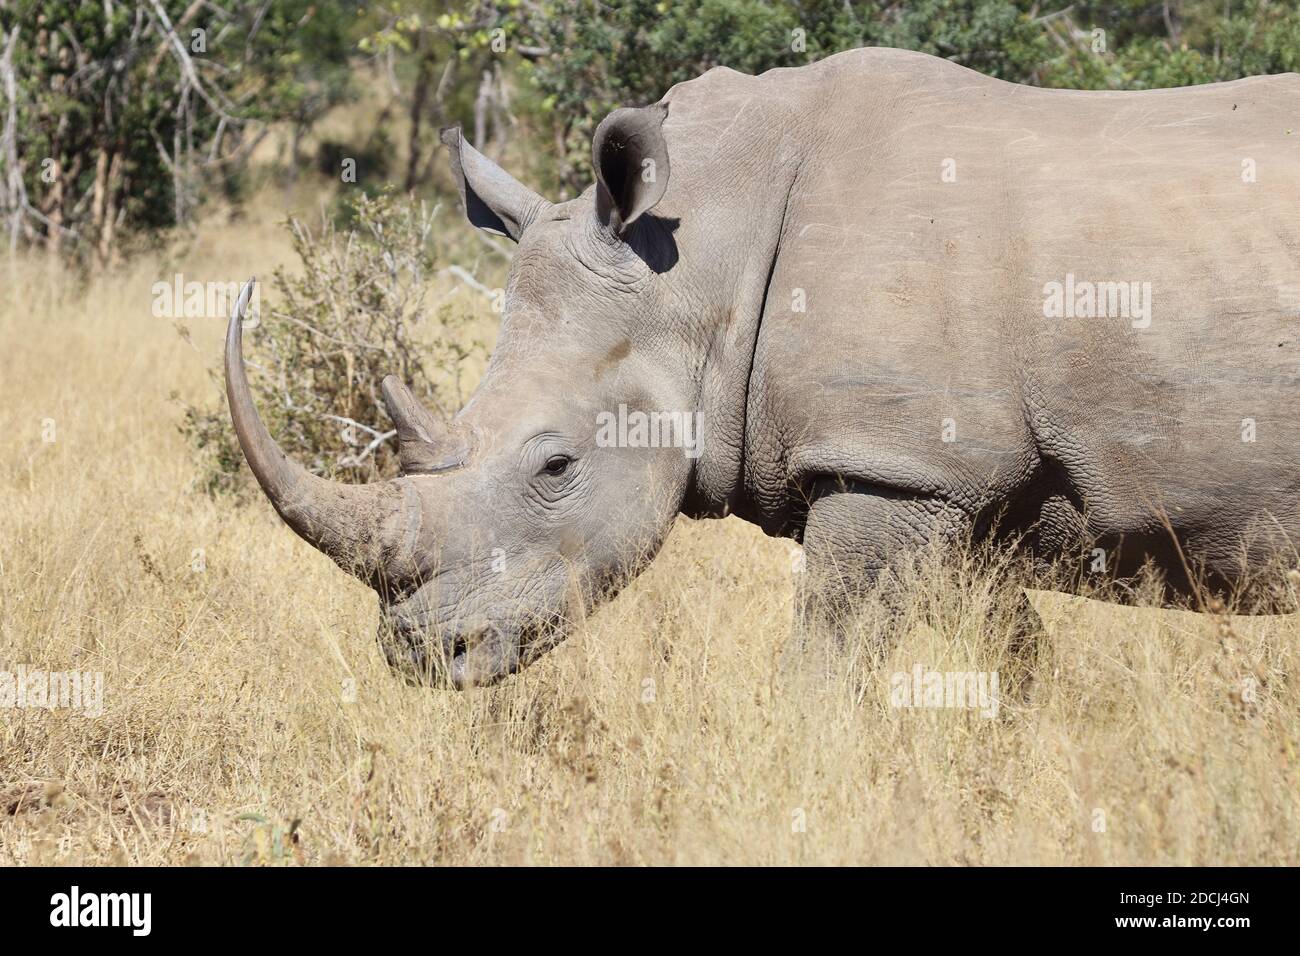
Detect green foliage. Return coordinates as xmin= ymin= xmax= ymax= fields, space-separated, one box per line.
xmin=180 ymin=190 xmax=489 ymax=495
xmin=9 ymin=2 xmax=1299 ymax=253
xmin=511 ymin=0 xmax=1300 ymax=189
xmin=0 ymin=0 xmax=357 ymax=261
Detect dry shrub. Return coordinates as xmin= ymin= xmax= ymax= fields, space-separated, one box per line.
xmin=179 ymin=190 xmax=487 ymax=494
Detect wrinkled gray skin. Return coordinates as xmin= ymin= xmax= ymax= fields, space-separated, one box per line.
xmin=228 ymin=48 xmax=1300 ymax=688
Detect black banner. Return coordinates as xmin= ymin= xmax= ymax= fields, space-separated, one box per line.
xmin=0 ymin=866 xmax=1280 ymax=941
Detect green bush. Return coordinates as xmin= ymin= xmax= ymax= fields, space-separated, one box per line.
xmin=0 ymin=0 xmax=355 ymax=263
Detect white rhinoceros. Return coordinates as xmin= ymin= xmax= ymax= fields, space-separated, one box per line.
xmin=226 ymin=48 xmax=1300 ymax=686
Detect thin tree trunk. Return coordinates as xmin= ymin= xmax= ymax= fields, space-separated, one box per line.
xmin=92 ymin=147 xmax=122 ymax=268
xmin=1163 ymin=1 xmax=1183 ymax=46
xmin=43 ymin=161 xmax=63 ymax=256
xmin=0 ymin=26 xmax=24 ymax=254
xmin=404 ymin=34 xmax=430 ymax=191
xmin=90 ymin=147 xmax=109 ymax=240
xmin=473 ymin=68 xmax=492 ymax=148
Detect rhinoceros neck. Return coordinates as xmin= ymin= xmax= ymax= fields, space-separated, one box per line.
xmin=659 ymin=70 xmax=814 ymax=521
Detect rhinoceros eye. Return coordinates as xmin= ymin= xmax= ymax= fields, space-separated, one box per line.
xmin=543 ymin=455 xmax=570 ymax=476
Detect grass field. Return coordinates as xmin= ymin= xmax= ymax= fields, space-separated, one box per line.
xmin=2 ymin=208 xmax=1298 ymax=866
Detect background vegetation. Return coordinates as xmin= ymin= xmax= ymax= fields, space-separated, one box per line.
xmin=4 ymin=1 xmax=1298 ymax=259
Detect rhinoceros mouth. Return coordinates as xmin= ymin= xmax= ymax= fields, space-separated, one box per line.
xmin=445 ymin=622 xmax=543 ymax=689
xmin=379 ymin=613 xmax=528 ymax=689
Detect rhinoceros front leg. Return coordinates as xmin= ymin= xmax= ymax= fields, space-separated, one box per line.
xmin=792 ymin=476 xmax=1045 ymax=676
xmin=795 ymin=477 xmax=970 ymax=644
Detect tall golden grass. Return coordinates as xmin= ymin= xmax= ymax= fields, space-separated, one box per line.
xmin=1 ymin=207 xmax=1298 ymax=866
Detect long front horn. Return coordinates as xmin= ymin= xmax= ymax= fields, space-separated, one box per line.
xmin=224 ymin=278 xmax=420 ymax=587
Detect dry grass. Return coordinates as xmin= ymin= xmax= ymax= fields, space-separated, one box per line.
xmin=1 ymin=211 xmax=1298 ymax=866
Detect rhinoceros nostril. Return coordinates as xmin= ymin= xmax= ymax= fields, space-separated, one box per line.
xmin=379 ymin=607 xmax=519 ymax=688
xmin=449 ymin=624 xmax=497 ymax=659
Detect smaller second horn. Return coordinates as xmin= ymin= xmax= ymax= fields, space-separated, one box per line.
xmin=381 ymin=375 xmax=471 ymax=475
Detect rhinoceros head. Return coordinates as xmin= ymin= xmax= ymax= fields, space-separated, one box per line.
xmin=227 ymin=104 xmax=700 ymax=688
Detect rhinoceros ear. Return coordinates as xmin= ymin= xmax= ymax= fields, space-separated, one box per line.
xmin=440 ymin=126 xmax=550 ymax=241
xmin=592 ymin=103 xmax=670 ymax=236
